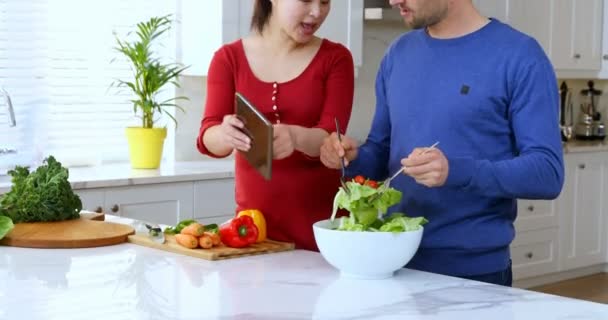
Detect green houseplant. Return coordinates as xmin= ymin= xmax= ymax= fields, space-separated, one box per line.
xmin=113 ymin=14 xmax=189 ymax=169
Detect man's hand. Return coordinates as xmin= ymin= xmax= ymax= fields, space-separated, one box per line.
xmin=320 ymin=132 xmax=359 ymax=169
xmin=272 ymin=124 xmax=296 ymax=159
xmin=401 ymin=147 xmax=449 ymax=187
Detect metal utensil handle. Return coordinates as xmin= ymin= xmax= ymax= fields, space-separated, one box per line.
xmin=334 ymin=118 xmax=347 ymax=178
xmin=386 ymin=141 xmax=440 ymax=185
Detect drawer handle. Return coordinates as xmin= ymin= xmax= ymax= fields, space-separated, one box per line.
xmin=527 ymin=205 xmax=534 ymax=212
xmin=574 ymin=53 xmax=581 ymax=59
xmin=111 ymin=204 xmax=119 ymax=213
xmin=526 ymin=252 xmax=534 ymax=259
xmin=604 ymin=54 xmax=608 ymax=60
xmin=94 ymin=206 xmax=103 ymax=213
xmin=579 ymin=164 xmax=586 ymax=169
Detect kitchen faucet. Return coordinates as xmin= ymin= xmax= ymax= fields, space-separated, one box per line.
xmin=0 ymin=86 xmax=17 ymax=156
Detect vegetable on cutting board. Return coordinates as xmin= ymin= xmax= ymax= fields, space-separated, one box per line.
xmin=175 ymin=234 xmax=198 ymax=249
xmin=219 ymin=215 xmax=258 ymax=248
xmin=236 ymin=209 xmax=266 ymax=242
xmin=165 ymin=219 xmax=222 ymax=249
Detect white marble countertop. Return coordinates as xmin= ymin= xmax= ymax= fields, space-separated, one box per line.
xmin=1 ymin=217 xmax=607 ymax=320
xmin=0 ymin=159 xmax=235 ymax=194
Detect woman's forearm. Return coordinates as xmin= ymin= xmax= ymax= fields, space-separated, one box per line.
xmin=290 ymin=126 xmax=329 ymax=157
xmin=202 ymin=125 xmax=233 ymax=157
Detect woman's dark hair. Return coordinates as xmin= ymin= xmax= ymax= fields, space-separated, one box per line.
xmin=251 ymin=0 xmax=273 ymax=34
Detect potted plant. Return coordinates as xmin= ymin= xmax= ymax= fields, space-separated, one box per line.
xmin=113 ymin=15 xmax=189 ymax=169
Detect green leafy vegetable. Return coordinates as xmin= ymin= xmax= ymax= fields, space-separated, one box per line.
xmin=164 ymin=220 xmax=218 ymax=234
xmin=331 ymin=178 xmax=428 ymax=232
xmin=203 ymin=223 xmax=219 ymax=234
xmin=0 ymin=216 xmax=14 ymax=239
xmin=0 ymin=156 xmax=82 ymax=223
xmin=164 ymin=219 xmax=197 ymax=234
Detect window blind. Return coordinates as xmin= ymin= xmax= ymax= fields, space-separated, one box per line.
xmin=0 ymin=0 xmax=177 ymax=171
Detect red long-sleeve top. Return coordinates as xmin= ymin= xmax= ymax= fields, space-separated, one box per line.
xmin=197 ymin=39 xmax=354 ymax=250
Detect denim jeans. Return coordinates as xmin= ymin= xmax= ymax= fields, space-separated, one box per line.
xmin=460 ymin=262 xmax=513 ymax=287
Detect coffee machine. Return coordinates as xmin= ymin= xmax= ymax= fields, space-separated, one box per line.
xmin=575 ymin=80 xmax=606 ymax=140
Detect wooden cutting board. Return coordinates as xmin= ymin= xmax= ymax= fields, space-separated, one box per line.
xmin=128 ymin=233 xmax=295 ymax=260
xmin=0 ymin=211 xmax=135 ymax=248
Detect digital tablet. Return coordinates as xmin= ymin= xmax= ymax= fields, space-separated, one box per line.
xmin=235 ymin=92 xmax=273 ymax=180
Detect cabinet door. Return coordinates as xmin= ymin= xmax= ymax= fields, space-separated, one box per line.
xmin=74 ymin=189 xmax=105 ymax=214
xmin=508 ymin=0 xmax=553 ymax=58
xmin=104 ymin=182 xmax=194 ymax=226
xmin=515 ymin=199 xmax=558 ymax=232
xmin=193 ymin=179 xmax=236 ymax=220
xmin=559 ymin=153 xmax=608 ymax=270
xmin=511 ymin=228 xmax=559 ymax=280
xmin=552 ymin=0 xmax=603 ymax=70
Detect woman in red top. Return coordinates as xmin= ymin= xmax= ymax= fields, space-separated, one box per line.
xmin=197 ymin=0 xmax=354 ymax=250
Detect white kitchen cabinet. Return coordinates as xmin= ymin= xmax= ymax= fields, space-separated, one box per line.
xmin=75 ymin=189 xmax=105 ymax=213
xmin=193 ymin=179 xmax=236 ymax=221
xmin=551 ymin=0 xmax=603 ymax=71
xmin=474 ymin=0 xmax=607 ymax=78
xmin=104 ymin=182 xmax=194 ymax=226
xmin=73 ymin=177 xmax=236 ymax=226
xmin=512 ymin=198 xmax=559 ymax=280
xmin=511 ymin=228 xmax=559 ymax=280
xmin=515 ymin=199 xmax=558 ymax=232
xmin=559 ymin=152 xmax=608 ymax=271
xmin=474 ymin=0 xmax=554 ymax=64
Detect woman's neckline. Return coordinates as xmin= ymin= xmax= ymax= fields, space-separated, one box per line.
xmin=239 ymin=37 xmax=327 ymax=85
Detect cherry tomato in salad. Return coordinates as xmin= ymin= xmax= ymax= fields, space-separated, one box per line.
xmin=365 ymin=180 xmax=379 ymax=188
xmin=353 ymin=175 xmax=366 ymax=185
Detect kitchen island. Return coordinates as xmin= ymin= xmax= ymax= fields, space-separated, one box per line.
xmin=1 ymin=217 xmax=607 ymax=319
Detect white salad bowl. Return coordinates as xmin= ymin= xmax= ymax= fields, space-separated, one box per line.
xmin=313 ymin=219 xmax=423 ymax=280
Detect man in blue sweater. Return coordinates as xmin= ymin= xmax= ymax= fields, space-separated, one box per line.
xmin=320 ymin=0 xmax=564 ymax=286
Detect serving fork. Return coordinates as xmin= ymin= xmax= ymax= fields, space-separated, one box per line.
xmin=334 ymin=118 xmax=350 ymax=195
xmin=371 ymin=141 xmax=440 ymax=201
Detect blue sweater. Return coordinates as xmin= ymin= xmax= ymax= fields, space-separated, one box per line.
xmin=347 ymin=19 xmax=564 ymax=276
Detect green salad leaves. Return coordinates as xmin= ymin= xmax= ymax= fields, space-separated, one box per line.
xmin=331 ymin=178 xmax=428 ymax=232
xmin=0 ymin=215 xmax=14 ymax=239
xmin=0 ymin=156 xmax=82 ymax=223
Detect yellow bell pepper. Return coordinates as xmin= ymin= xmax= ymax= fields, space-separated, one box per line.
xmin=237 ymin=209 xmax=266 ymax=242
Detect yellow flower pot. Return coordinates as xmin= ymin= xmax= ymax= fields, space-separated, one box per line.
xmin=125 ymin=127 xmax=167 ymax=169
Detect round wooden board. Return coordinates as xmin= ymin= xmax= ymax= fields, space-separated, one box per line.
xmin=0 ymin=212 xmax=135 ymax=248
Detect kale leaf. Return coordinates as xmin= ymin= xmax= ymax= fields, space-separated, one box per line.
xmin=0 ymin=156 xmax=82 ymax=223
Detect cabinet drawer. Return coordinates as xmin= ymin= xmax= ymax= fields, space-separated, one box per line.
xmin=510 ymin=228 xmax=559 ymax=280
xmin=515 ymin=199 xmax=557 ymax=232
xmin=193 ymin=179 xmax=236 ymax=219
